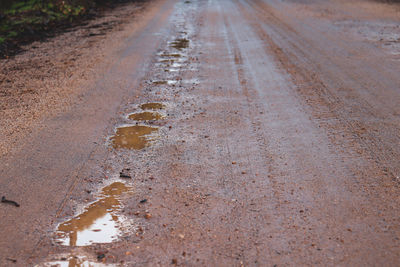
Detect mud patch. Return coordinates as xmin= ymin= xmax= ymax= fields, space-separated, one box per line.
xmin=140 ymin=103 xmax=165 ymax=110
xmin=55 ymin=182 xmax=133 ymax=246
xmin=111 ymin=125 xmax=158 ymax=150
xmin=128 ymin=112 xmax=164 ymax=121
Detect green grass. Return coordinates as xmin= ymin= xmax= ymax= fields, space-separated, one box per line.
xmin=6 ymin=0 xmax=38 ymax=14
xmin=0 ymin=0 xmax=87 ymax=45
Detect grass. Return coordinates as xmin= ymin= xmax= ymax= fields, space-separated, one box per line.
xmin=0 ymin=0 xmax=87 ymax=47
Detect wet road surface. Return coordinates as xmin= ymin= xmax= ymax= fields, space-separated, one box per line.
xmin=1 ymin=0 xmax=400 ymax=266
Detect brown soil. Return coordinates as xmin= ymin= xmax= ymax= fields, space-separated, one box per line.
xmin=0 ymin=0 xmax=152 ymax=158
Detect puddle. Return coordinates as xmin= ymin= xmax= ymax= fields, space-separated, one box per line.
xmin=39 ymin=255 xmax=113 ymax=267
xmin=152 ymin=80 xmax=167 ymax=85
xmin=171 ymin=61 xmax=183 ymax=68
xmin=55 ymin=182 xmax=132 ymax=246
xmin=170 ymin=38 xmax=189 ymax=50
xmin=110 ymin=125 xmax=158 ymax=150
xmin=167 ymin=80 xmax=178 ymax=85
xmin=158 ymin=59 xmax=175 ymax=63
xmin=167 ymin=68 xmax=179 ymax=72
xmin=152 ymin=80 xmax=177 ymax=85
xmin=140 ymin=103 xmax=165 ymax=110
xmin=159 ymin=53 xmax=182 ymax=58
xmin=128 ymin=112 xmax=164 ymax=121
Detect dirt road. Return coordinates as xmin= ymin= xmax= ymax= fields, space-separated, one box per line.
xmin=1 ymin=0 xmax=400 ymax=266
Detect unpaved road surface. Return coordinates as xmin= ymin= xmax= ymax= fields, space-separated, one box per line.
xmin=1 ymin=0 xmax=400 ymax=266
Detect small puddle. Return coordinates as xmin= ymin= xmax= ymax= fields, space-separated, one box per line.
xmin=171 ymin=62 xmax=183 ymax=68
xmin=167 ymin=67 xmax=180 ymax=72
xmin=170 ymin=38 xmax=189 ymax=50
xmin=55 ymin=182 xmax=132 ymax=246
xmin=152 ymin=80 xmax=177 ymax=85
xmin=140 ymin=103 xmax=165 ymax=110
xmin=40 ymin=255 xmax=112 ymax=267
xmin=128 ymin=112 xmax=164 ymax=121
xmin=158 ymin=59 xmax=174 ymax=63
xmin=152 ymin=80 xmax=167 ymax=85
xmin=159 ymin=53 xmax=182 ymax=58
xmin=111 ymin=125 xmax=158 ymax=150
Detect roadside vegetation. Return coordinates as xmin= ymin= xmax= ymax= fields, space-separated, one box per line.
xmin=0 ymin=0 xmax=128 ymax=57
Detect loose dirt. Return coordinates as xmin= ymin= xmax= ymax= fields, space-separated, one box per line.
xmin=0 ymin=0 xmax=152 ymax=158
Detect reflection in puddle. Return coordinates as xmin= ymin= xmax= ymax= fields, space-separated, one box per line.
xmin=40 ymin=255 xmax=113 ymax=267
xmin=55 ymin=182 xmax=132 ymax=246
xmin=140 ymin=103 xmax=165 ymax=110
xmin=171 ymin=62 xmax=183 ymax=68
xmin=111 ymin=125 xmax=158 ymax=150
xmin=128 ymin=112 xmax=163 ymax=121
xmin=167 ymin=80 xmax=177 ymax=85
xmin=170 ymin=38 xmax=189 ymax=50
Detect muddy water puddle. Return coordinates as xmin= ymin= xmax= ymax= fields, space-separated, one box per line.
xmin=128 ymin=111 xmax=164 ymax=121
xmin=152 ymin=80 xmax=177 ymax=85
xmin=55 ymin=182 xmax=133 ymax=247
xmin=158 ymin=57 xmax=186 ymax=64
xmin=140 ymin=102 xmax=165 ymax=110
xmin=40 ymin=255 xmax=113 ymax=267
xmin=111 ymin=125 xmax=158 ymax=150
xmin=171 ymin=62 xmax=183 ymax=68
xmin=158 ymin=59 xmax=175 ymax=64
xmin=158 ymin=53 xmax=182 ymax=58
xmin=170 ymin=38 xmax=189 ymax=50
